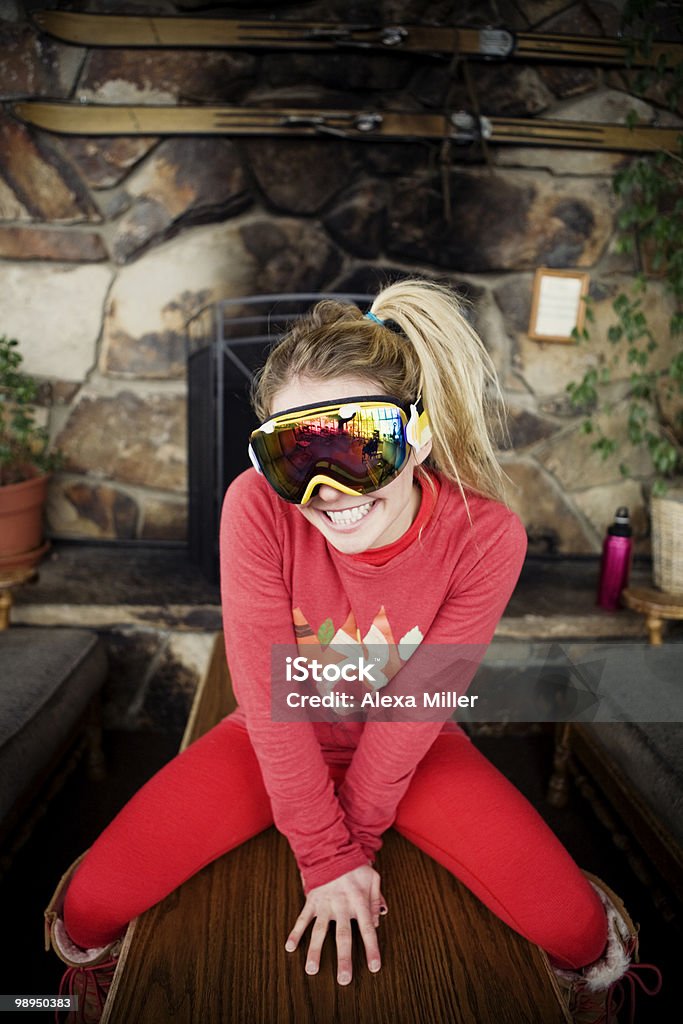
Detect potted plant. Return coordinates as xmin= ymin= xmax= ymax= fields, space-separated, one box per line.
xmin=564 ymin=1 xmax=683 ymax=593
xmin=0 ymin=333 xmax=62 ymax=572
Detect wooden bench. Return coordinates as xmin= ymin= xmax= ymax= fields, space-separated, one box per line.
xmin=101 ymin=634 xmax=570 ymax=1024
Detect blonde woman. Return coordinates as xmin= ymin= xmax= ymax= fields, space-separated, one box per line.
xmin=45 ymin=281 xmax=657 ymax=1022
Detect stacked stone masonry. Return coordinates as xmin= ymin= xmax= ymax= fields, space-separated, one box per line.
xmin=1 ymin=0 xmax=682 ymax=554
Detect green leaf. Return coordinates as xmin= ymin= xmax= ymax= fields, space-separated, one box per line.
xmin=592 ymin=436 xmax=617 ymax=460
xmin=0 ymin=333 xmax=60 ymax=482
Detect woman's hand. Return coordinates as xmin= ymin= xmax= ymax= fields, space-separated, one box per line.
xmin=285 ymin=864 xmax=388 ymax=985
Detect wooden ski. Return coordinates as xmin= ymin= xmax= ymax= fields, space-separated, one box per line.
xmin=13 ymin=102 xmax=682 ymax=153
xmin=32 ymin=10 xmax=682 ymax=70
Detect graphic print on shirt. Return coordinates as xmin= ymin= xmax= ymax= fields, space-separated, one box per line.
xmin=292 ymin=605 xmax=423 ymax=715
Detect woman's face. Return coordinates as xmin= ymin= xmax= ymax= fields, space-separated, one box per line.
xmin=269 ymin=375 xmax=432 ymax=554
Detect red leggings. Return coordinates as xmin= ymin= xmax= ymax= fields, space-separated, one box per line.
xmin=63 ymin=718 xmax=607 ymax=970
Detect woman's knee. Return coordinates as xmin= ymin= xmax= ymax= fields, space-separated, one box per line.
xmin=62 ymin=856 xmax=126 ymax=948
xmin=538 ymin=881 xmax=608 ymax=970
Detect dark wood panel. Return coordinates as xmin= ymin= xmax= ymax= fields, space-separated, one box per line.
xmin=103 ymin=633 xmax=569 ymax=1024
xmin=180 ymin=632 xmax=235 ymax=750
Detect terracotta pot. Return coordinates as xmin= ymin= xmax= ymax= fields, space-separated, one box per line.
xmin=0 ymin=473 xmax=50 ymax=559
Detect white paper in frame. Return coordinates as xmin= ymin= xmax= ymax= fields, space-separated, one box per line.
xmin=528 ymin=268 xmax=590 ymax=343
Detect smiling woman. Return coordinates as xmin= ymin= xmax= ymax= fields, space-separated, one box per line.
xmin=44 ymin=279 xmax=649 ymax=1024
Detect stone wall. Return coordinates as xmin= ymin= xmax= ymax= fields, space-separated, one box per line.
xmin=1 ymin=0 xmax=681 ymax=554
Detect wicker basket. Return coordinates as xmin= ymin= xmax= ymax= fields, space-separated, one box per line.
xmin=651 ymin=489 xmax=683 ymax=595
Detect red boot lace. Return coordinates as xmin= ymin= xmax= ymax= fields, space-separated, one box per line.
xmin=55 ymin=956 xmax=119 ymax=1024
xmin=603 ymin=962 xmax=663 ymax=1024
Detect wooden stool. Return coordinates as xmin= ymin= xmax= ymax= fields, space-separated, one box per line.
xmin=101 ymin=634 xmax=570 ymax=1024
xmin=0 ymin=566 xmax=37 ymax=630
xmin=621 ymin=585 xmax=683 ymax=645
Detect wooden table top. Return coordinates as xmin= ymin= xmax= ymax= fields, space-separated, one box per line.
xmin=622 ymin=585 xmax=683 ymax=617
xmin=102 ymin=635 xmax=570 ymax=1024
xmin=0 ymin=565 xmax=38 ymax=590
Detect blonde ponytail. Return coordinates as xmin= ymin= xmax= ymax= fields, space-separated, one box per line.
xmin=251 ymin=279 xmax=512 ymax=517
xmin=370 ymin=279 xmax=511 ymax=512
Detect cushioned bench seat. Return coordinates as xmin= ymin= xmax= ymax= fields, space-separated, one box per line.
xmin=584 ymin=723 xmax=683 ymax=849
xmin=0 ymin=627 xmax=108 ymax=857
xmin=547 ymin=643 xmax=683 ymax=916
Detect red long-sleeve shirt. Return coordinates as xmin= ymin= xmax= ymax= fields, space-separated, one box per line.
xmin=219 ymin=466 xmax=527 ymax=894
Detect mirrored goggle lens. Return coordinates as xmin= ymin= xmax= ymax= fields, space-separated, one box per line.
xmin=251 ymin=403 xmax=409 ymax=502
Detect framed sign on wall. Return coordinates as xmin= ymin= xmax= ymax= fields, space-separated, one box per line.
xmin=528 ymin=268 xmax=590 ymax=343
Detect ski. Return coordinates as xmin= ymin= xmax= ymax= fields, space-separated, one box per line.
xmin=32 ymin=10 xmax=682 ymax=70
xmin=13 ymin=102 xmax=682 ymax=153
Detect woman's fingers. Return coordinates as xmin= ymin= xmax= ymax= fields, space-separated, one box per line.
xmin=289 ymin=866 xmax=386 ymax=984
xmin=335 ymin=919 xmax=354 ymax=985
xmin=285 ymin=905 xmax=314 ymax=952
xmin=305 ymin=915 xmax=329 ymax=975
xmin=369 ymin=886 xmax=388 ymax=925
xmin=369 ymin=874 xmax=381 ymax=927
xmin=356 ymin=905 xmax=382 ymax=974
xmin=370 ymin=871 xmax=381 ymax=906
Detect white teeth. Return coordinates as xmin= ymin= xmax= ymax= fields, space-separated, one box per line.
xmin=325 ymin=501 xmax=374 ymax=525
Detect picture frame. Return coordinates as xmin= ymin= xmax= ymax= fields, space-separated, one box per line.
xmin=528 ymin=268 xmax=590 ymax=343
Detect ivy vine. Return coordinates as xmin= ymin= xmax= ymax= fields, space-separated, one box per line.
xmin=565 ymin=0 xmax=683 ymax=496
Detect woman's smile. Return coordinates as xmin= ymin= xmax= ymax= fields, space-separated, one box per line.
xmin=313 ymin=498 xmax=378 ymax=531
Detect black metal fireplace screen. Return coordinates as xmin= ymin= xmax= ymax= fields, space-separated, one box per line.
xmin=185 ymin=293 xmax=373 ymax=582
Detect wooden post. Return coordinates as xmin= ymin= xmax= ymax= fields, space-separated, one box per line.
xmin=547 ymin=722 xmax=572 ymax=808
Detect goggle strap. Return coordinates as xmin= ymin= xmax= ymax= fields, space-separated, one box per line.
xmin=253 ymin=395 xmax=410 ymax=436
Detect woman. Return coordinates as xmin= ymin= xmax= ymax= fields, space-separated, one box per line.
xmin=45 ymin=280 xmax=654 ymax=1023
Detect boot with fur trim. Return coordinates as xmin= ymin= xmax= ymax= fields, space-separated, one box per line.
xmin=552 ymin=872 xmax=662 ymax=1023
xmin=44 ymin=851 xmax=123 ymax=1023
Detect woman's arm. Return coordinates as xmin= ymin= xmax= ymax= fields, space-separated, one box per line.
xmin=336 ymin=509 xmax=528 ymax=862
xmin=220 ymin=471 xmax=369 ymax=894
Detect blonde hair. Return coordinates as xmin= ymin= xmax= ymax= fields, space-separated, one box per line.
xmin=250 ymin=279 xmax=512 ymax=518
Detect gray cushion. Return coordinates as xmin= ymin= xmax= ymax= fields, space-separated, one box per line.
xmin=0 ymin=627 xmax=108 ymax=822
xmin=583 ymin=722 xmax=683 ymax=848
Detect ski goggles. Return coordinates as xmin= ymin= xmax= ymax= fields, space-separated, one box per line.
xmin=248 ymin=394 xmax=432 ymax=505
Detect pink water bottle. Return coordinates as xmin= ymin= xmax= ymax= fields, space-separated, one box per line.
xmin=597 ymin=506 xmax=633 ymax=611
